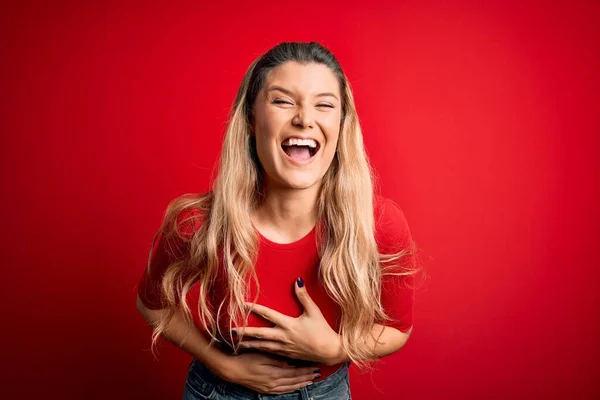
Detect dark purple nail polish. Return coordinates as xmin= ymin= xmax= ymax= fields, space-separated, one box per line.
xmin=297 ymin=277 xmax=304 ymax=288
xmin=313 ymin=369 xmax=320 ymax=373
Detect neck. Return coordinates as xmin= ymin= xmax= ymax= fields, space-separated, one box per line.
xmin=253 ymin=181 xmax=321 ymax=243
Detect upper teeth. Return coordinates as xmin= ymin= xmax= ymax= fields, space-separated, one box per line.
xmin=282 ymin=138 xmax=318 ymax=148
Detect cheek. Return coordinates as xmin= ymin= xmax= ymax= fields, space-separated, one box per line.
xmin=257 ymin=107 xmax=287 ymax=133
xmin=254 ymin=136 xmax=274 ymax=163
xmin=253 ymin=114 xmax=279 ymax=151
xmin=322 ymin=119 xmax=341 ymax=148
xmin=253 ymin=124 xmax=281 ymax=164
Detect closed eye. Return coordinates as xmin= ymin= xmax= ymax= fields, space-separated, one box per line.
xmin=317 ymin=103 xmax=335 ymax=108
xmin=272 ymin=99 xmax=293 ymax=105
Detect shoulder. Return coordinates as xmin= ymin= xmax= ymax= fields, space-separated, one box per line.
xmin=173 ymin=207 xmax=204 ymax=239
xmin=164 ymin=193 xmax=210 ymax=240
xmin=152 ymin=195 xmax=207 ymax=261
xmin=374 ymin=195 xmax=413 ymax=251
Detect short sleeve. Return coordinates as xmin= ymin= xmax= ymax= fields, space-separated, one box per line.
xmin=375 ymin=196 xmax=417 ymax=333
xmin=137 ymin=208 xmax=202 ymax=310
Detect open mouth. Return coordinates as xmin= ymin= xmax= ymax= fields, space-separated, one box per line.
xmin=281 ymin=142 xmax=320 ymax=161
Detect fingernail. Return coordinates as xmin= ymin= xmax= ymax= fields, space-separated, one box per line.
xmin=313 ymin=369 xmax=320 ymax=373
xmin=307 ymin=382 xmax=314 ymax=386
xmin=315 ymin=374 xmax=321 ymax=379
xmin=231 ymin=330 xmax=238 ymax=336
xmin=297 ymin=277 xmax=304 ymax=288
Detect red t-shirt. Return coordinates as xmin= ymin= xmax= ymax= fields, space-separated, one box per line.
xmin=137 ymin=195 xmax=416 ymax=380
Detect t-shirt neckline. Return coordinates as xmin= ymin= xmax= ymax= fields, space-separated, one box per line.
xmin=255 ymin=224 xmax=318 ymax=250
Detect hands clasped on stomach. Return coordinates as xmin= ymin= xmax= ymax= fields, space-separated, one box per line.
xmin=218 ymin=278 xmax=343 ymax=394
xmin=222 ymin=352 xmax=321 ymax=395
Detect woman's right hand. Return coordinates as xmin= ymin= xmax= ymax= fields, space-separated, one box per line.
xmin=219 ymin=352 xmax=321 ymax=395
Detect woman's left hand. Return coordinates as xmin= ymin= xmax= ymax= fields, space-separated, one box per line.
xmin=234 ymin=277 xmax=345 ymax=366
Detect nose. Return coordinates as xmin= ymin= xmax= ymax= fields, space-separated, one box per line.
xmin=292 ymin=106 xmax=314 ymax=129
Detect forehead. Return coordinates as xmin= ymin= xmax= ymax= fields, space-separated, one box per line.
xmin=263 ymin=61 xmax=340 ymax=96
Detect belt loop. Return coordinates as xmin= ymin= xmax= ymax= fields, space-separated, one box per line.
xmin=299 ymin=387 xmax=309 ymax=400
xmin=216 ymin=381 xmax=227 ymax=395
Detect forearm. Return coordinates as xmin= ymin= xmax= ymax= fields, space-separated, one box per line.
xmin=327 ymin=323 xmax=411 ymax=365
xmin=136 ymin=295 xmax=233 ymax=379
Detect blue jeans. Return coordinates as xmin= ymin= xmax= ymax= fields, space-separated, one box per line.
xmin=183 ymin=359 xmax=351 ymax=400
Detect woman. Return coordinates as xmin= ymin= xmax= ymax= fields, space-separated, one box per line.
xmin=137 ymin=41 xmax=419 ymax=399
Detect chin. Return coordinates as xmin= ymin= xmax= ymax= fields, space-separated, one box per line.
xmin=277 ymin=172 xmax=321 ymax=190
xmin=283 ymin=179 xmax=319 ymax=190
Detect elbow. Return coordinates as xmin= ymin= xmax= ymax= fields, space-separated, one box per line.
xmin=402 ymin=326 xmax=413 ymax=342
xmin=372 ymin=325 xmax=412 ymax=359
xmin=389 ymin=326 xmax=412 ymax=354
xmin=136 ymin=295 xmax=157 ymax=325
xmin=398 ymin=326 xmax=413 ymax=348
xmin=397 ymin=335 xmax=409 ymax=351
xmin=136 ymin=294 xmax=147 ymax=314
xmin=136 ymin=295 xmax=169 ymax=328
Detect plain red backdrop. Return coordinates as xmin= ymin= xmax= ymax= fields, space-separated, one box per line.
xmin=1 ymin=1 xmax=599 ymax=399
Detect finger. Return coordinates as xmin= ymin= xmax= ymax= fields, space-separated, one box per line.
xmin=274 ymin=372 xmax=320 ymax=387
xmin=294 ymin=277 xmax=320 ymax=316
xmin=248 ymin=353 xmax=294 ymax=368
xmin=235 ymin=326 xmax=285 ymax=342
xmin=245 ymin=302 xmax=290 ymax=327
xmin=239 ymin=340 xmax=285 ymax=353
xmin=271 ymin=366 xmax=321 ymax=378
xmin=261 ymin=357 xmax=292 ymax=368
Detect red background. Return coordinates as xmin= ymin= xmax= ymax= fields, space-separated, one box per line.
xmin=1 ymin=1 xmax=599 ymax=399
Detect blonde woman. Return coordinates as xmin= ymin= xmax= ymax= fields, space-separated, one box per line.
xmin=137 ymin=41 xmax=419 ymax=400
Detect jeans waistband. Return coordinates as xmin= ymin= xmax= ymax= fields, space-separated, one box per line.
xmin=189 ymin=358 xmax=350 ymax=398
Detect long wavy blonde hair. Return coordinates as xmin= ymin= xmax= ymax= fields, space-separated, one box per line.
xmin=147 ymin=42 xmax=419 ymax=369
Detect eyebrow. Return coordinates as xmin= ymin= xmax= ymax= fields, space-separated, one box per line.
xmin=266 ymin=85 xmax=339 ymax=101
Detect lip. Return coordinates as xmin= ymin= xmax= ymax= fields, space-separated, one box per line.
xmin=280 ymin=145 xmax=320 ymax=166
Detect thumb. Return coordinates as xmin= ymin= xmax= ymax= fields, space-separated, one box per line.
xmin=295 ymin=277 xmax=319 ymax=316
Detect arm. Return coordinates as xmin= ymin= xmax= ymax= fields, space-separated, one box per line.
xmin=136 ymin=295 xmax=320 ymax=394
xmin=136 ymin=294 xmax=231 ymax=378
xmin=234 ymin=280 xmax=413 ymax=366
xmin=326 ymin=324 xmax=412 ymax=365
xmin=236 ymin=198 xmax=418 ymax=366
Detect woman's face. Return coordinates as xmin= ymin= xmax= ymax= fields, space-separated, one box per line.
xmin=252 ymin=61 xmax=342 ymax=191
